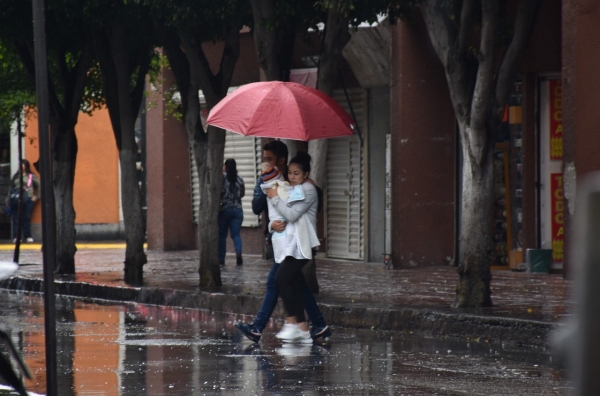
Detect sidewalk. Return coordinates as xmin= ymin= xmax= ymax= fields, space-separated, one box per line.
xmin=0 ymin=245 xmax=573 ymax=348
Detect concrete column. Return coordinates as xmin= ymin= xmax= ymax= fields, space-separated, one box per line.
xmin=562 ymin=0 xmax=600 ymax=277
xmin=146 ymin=68 xmax=197 ymax=250
xmin=390 ymin=14 xmax=456 ymax=267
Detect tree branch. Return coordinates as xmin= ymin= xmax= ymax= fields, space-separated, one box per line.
xmin=179 ymin=30 xmax=218 ymax=108
xmin=420 ymin=0 xmax=458 ymax=69
xmin=131 ymin=50 xmax=151 ymax=118
xmin=470 ymin=0 xmax=499 ymax=134
xmin=67 ymin=36 xmax=95 ymax=120
xmin=495 ymin=0 xmax=541 ymax=107
xmin=13 ymin=39 xmax=63 ymax=119
xmin=457 ymin=0 xmax=477 ymax=55
xmin=57 ymin=47 xmax=69 ymax=95
xmin=152 ymin=17 xmax=190 ymax=113
xmin=93 ymin=28 xmax=122 ymax=149
xmin=421 ymin=0 xmax=473 ymax=122
xmin=217 ymin=16 xmax=241 ymax=96
xmin=317 ymin=3 xmax=349 ymax=95
xmin=250 ymin=0 xmax=279 ymax=80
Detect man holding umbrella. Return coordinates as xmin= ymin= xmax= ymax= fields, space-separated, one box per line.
xmin=235 ymin=140 xmax=331 ymax=343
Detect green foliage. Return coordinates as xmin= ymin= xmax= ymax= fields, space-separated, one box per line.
xmin=263 ymin=1 xmax=322 ymax=35
xmin=82 ymin=62 xmax=106 ymax=114
xmin=0 ymin=0 xmax=105 ymax=117
xmin=148 ymin=0 xmax=252 ymax=43
xmin=144 ymin=52 xmax=183 ymax=121
xmin=0 ymin=43 xmax=35 ymax=126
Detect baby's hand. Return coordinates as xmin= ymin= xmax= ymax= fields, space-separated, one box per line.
xmin=261 ymin=162 xmax=272 ymax=173
xmin=266 ymin=188 xmax=278 ymax=199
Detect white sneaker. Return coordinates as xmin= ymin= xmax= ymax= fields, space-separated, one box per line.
xmin=288 ymin=329 xmax=313 ymax=344
xmin=275 ymin=324 xmax=300 ymax=341
xmin=26 ymin=238 xmax=34 ymax=243
xmin=12 ymin=239 xmax=16 ymax=244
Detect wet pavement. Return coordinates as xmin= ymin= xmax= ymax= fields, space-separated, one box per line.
xmin=0 ymin=246 xmax=573 ymax=348
xmin=0 ymin=291 xmax=572 ymax=395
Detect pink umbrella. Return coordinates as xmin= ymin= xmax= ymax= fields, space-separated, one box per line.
xmin=206 ymin=81 xmax=355 ymax=141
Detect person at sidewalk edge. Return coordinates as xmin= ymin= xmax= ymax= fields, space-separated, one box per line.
xmin=235 ymin=140 xmax=331 ymax=343
xmin=218 ymin=158 xmax=245 ymax=265
xmin=5 ymin=159 xmax=40 ymax=243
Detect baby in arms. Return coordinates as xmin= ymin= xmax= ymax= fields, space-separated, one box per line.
xmin=260 ymin=163 xmax=306 ymax=263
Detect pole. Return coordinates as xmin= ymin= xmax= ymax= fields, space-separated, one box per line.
xmin=570 ymin=172 xmax=600 ymax=395
xmin=32 ymin=0 xmax=57 ymax=394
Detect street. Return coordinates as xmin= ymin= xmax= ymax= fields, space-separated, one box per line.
xmin=0 ymin=290 xmax=571 ymax=395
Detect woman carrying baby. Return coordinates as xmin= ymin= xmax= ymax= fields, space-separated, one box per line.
xmin=266 ymin=151 xmax=320 ymax=343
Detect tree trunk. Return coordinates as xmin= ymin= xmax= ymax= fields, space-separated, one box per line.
xmin=100 ymin=22 xmax=149 ymax=285
xmin=154 ymin=12 xmax=240 ymax=286
xmin=453 ymin=122 xmax=494 ymax=308
xmin=182 ymin=78 xmax=224 ymax=286
xmin=419 ymin=0 xmax=540 ymax=307
xmin=196 ymin=125 xmax=226 ymax=286
xmin=13 ymin=38 xmax=94 ymax=276
xmin=53 ymin=125 xmax=77 ymax=275
xmin=250 ymin=0 xmax=277 ymax=80
xmin=120 ymin=147 xmax=147 ymax=285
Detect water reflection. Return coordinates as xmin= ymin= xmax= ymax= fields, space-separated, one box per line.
xmin=0 ymin=291 xmax=570 ymax=395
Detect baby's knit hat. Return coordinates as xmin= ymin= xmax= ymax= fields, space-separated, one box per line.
xmin=261 ymin=164 xmax=280 ymax=182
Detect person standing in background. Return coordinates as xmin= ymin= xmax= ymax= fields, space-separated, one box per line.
xmin=219 ymin=158 xmax=245 ymax=265
xmin=6 ymin=159 xmax=40 ymax=243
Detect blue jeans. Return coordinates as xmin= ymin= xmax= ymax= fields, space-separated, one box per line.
xmin=11 ymin=198 xmax=34 ymax=239
xmin=254 ymin=261 xmax=327 ymax=331
xmin=218 ymin=207 xmax=243 ymax=261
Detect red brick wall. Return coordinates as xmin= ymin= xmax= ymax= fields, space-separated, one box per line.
xmin=562 ymin=0 xmax=600 ymax=276
xmin=146 ymin=67 xmax=196 ymax=250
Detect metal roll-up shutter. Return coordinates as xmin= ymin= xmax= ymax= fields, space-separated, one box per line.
xmin=326 ymin=88 xmax=365 ymax=260
xmin=190 ymin=88 xmax=261 ymax=227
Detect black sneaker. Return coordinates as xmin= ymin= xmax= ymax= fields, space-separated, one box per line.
xmin=235 ymin=322 xmax=261 ymax=343
xmin=310 ymin=325 xmax=331 ymax=342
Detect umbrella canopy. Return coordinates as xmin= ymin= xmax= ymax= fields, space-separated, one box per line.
xmin=206 ymin=81 xmax=355 ymax=141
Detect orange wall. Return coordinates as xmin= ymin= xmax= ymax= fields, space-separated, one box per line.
xmin=25 ymin=108 xmax=120 ymax=224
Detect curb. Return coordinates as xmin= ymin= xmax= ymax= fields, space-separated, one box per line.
xmin=0 ymin=276 xmax=560 ymax=348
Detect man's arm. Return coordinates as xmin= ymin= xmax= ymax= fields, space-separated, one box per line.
xmin=305 ymin=178 xmax=323 ymax=213
xmin=252 ymin=175 xmax=267 ymax=215
xmin=315 ymin=185 xmax=323 ymax=213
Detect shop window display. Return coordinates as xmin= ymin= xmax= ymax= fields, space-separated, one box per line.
xmin=491 ymin=81 xmax=524 ymax=270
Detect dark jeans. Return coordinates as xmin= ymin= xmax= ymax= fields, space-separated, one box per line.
xmin=11 ymin=198 xmax=34 ymax=239
xmin=218 ymin=207 xmax=243 ymax=261
xmin=253 ymin=260 xmax=327 ymax=331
